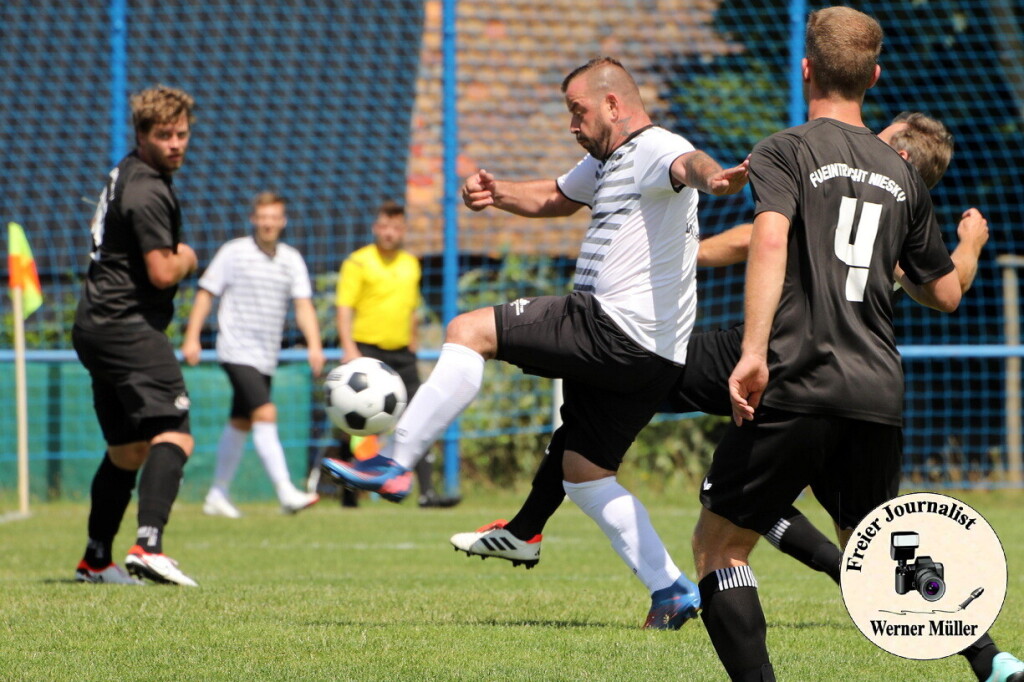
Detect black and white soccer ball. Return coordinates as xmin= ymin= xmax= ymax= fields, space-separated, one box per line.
xmin=323 ymin=358 xmax=408 ymax=436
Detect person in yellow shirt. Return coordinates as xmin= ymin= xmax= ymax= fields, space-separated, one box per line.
xmin=323 ymin=200 xmax=459 ymax=508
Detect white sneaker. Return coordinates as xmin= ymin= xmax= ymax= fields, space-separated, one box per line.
xmin=125 ymin=546 xmax=199 ymax=587
xmin=450 ymin=519 xmax=542 ymax=569
xmin=75 ymin=560 xmax=143 ymax=585
xmin=203 ymin=490 xmax=242 ymax=518
xmin=280 ymin=487 xmax=319 ymax=515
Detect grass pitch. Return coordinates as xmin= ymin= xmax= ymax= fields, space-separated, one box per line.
xmin=1 ymin=488 xmax=1020 ymax=681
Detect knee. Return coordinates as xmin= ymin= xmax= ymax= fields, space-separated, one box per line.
xmin=444 ymin=313 xmax=476 ymax=346
xmin=107 ymin=442 xmax=150 ymax=471
xmin=152 ymin=431 xmax=194 ymax=457
xmin=692 ymin=512 xmax=758 ymax=578
xmin=251 ymin=403 xmax=277 ymax=423
xmin=443 ymin=309 xmax=496 ymax=357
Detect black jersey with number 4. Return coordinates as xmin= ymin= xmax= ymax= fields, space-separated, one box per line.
xmin=749 ymin=118 xmax=954 ymax=426
xmin=74 ymin=152 xmax=183 ymax=333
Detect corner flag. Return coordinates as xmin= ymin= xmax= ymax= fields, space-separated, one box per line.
xmin=7 ymin=222 xmax=43 ymax=318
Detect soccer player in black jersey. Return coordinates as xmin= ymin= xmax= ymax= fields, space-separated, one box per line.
xmin=693 ymin=8 xmax=962 ymax=679
xmin=72 ymin=85 xmax=200 ymax=587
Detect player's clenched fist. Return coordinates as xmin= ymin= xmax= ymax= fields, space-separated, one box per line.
xmin=461 ymin=169 xmax=497 ymax=211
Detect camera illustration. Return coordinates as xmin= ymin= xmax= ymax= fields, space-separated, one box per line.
xmin=891 ymin=531 xmax=946 ymax=601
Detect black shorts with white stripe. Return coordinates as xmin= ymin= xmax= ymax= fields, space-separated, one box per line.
xmin=493 ymin=291 xmax=683 ymax=471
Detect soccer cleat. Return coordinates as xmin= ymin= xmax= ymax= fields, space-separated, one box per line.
xmin=75 ymin=560 xmax=143 ymax=585
xmin=320 ymin=454 xmax=412 ymax=503
xmin=203 ymin=489 xmax=242 ymax=518
xmin=450 ymin=519 xmax=542 ymax=569
xmin=125 ymin=546 xmax=199 ymax=587
xmin=987 ymin=652 xmax=1024 ymax=682
xmin=418 ymin=490 xmax=462 ymax=508
xmin=643 ymin=575 xmax=701 ymax=630
xmin=280 ymin=487 xmax=320 ymax=515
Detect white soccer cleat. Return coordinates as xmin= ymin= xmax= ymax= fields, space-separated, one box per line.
xmin=75 ymin=561 xmax=143 ymax=585
xmin=280 ymin=487 xmax=320 ymax=515
xmin=203 ymin=489 xmax=242 ymax=518
xmin=125 ymin=546 xmax=199 ymax=587
xmin=450 ymin=519 xmax=542 ymax=569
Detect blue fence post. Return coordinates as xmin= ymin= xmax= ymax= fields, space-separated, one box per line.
xmin=787 ymin=0 xmax=806 ymax=128
xmin=440 ymin=0 xmax=461 ymax=496
xmin=109 ymin=0 xmax=128 ymax=167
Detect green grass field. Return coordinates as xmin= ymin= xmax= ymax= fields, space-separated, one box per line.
xmin=1 ymin=487 xmax=1020 ymax=681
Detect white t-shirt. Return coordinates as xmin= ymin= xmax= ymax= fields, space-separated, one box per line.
xmin=557 ymin=126 xmax=700 ymax=365
xmin=199 ymin=236 xmax=313 ymax=376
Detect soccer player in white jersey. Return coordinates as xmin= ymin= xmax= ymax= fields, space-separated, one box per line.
xmin=322 ymin=57 xmax=748 ymax=629
xmin=182 ymin=192 xmax=323 ymax=516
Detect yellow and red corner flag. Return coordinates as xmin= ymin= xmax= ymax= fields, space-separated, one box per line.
xmin=8 ymin=222 xmax=43 ymax=319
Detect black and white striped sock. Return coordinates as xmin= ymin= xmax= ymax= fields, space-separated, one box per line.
xmin=699 ymin=566 xmax=775 ymax=681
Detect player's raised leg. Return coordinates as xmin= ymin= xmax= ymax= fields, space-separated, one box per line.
xmin=321 ymin=307 xmax=494 ymax=501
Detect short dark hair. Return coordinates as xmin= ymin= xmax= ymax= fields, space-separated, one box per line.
xmin=561 ymin=56 xmax=626 ymax=93
xmin=376 ymin=200 xmax=405 ymax=218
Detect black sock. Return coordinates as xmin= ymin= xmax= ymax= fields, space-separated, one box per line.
xmin=84 ymin=452 xmax=138 ymax=567
xmin=414 ymin=455 xmax=435 ymax=497
xmin=764 ymin=508 xmax=842 ymax=585
xmin=960 ymin=633 xmax=998 ymax=681
xmin=136 ymin=442 xmax=188 ymax=554
xmin=506 ymin=428 xmax=566 ymax=540
xmin=698 ymin=567 xmax=775 ymax=681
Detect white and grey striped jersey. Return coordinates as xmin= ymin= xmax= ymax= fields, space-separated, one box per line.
xmin=557 ymin=126 xmax=700 ymax=365
xmin=199 ymin=236 xmax=313 ymax=376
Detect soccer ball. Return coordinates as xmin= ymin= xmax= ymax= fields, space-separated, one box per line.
xmin=323 ymin=358 xmax=408 ymax=436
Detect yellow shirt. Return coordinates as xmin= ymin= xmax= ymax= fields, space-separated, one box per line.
xmin=336 ymin=244 xmax=421 ymax=350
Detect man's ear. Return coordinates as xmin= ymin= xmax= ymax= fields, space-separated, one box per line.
xmin=606 ymin=93 xmax=620 ymax=120
xmin=897 ymin=149 xmax=910 ymax=162
xmin=867 ymin=64 xmax=881 ymax=90
xmin=801 ymin=57 xmax=810 ymax=83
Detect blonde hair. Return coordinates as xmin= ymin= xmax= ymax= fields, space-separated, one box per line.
xmin=252 ymin=191 xmax=287 ymax=213
xmin=130 ymin=85 xmax=195 ymax=135
xmin=805 ymin=7 xmax=883 ymax=100
xmin=888 ymin=112 xmax=954 ymax=189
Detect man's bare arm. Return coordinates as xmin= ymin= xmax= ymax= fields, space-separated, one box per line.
xmin=462 ymin=169 xmax=583 ymax=217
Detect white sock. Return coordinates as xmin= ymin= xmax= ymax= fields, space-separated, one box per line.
xmin=210 ymin=424 xmax=248 ymax=497
xmin=391 ymin=343 xmax=485 ymax=470
xmin=252 ymin=421 xmax=294 ymax=498
xmin=563 ymin=477 xmax=682 ymax=593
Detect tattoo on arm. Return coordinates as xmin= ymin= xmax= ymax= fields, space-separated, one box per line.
xmin=683 ymin=151 xmax=723 ymax=192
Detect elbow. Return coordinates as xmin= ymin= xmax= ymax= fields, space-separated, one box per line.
xmin=148 ymin=269 xmax=179 ymax=290
xmin=937 ymin=288 xmax=962 ymax=314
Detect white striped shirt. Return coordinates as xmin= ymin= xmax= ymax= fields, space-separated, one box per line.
xmin=199 ymin=236 xmax=313 ymax=376
xmin=557 ymin=126 xmax=700 ymax=365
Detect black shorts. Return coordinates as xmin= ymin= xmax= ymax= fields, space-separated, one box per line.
xmin=332 ymin=343 xmax=422 ymax=439
xmin=72 ymin=324 xmax=191 ymax=446
xmin=221 ymin=363 xmax=272 ymax=419
xmin=700 ymin=407 xmax=902 ymax=533
xmin=494 ymin=292 xmax=683 ymax=470
xmin=663 ymin=325 xmax=742 ymax=417
xmin=355 ymin=343 xmax=421 ymax=398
